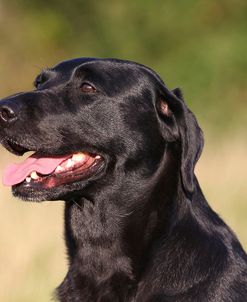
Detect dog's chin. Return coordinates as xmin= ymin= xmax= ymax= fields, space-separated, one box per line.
xmin=12 ymin=181 xmax=87 ymax=201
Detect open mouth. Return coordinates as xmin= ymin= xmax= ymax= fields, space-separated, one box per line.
xmin=2 ymin=139 xmax=104 ymax=189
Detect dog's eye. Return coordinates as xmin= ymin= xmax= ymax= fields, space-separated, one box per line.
xmin=80 ymin=83 xmax=96 ymax=93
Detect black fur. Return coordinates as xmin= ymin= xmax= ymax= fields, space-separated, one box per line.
xmin=0 ymin=58 xmax=246 ymax=301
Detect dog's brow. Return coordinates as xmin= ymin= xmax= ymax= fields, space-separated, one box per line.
xmin=33 ymin=68 xmax=55 ymax=87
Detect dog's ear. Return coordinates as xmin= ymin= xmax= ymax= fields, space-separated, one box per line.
xmin=156 ymin=86 xmax=204 ymax=196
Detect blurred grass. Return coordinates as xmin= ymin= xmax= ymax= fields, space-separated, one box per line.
xmin=0 ymin=0 xmax=246 ymax=300
xmin=0 ymin=148 xmax=67 ymax=302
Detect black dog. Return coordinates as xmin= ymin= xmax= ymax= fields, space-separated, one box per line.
xmin=0 ymin=58 xmax=246 ymax=301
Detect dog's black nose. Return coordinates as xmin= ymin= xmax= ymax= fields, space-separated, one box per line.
xmin=0 ymin=103 xmax=17 ymax=124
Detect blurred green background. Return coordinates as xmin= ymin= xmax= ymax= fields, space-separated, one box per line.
xmin=0 ymin=0 xmax=246 ymax=301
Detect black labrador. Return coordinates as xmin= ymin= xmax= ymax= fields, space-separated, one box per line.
xmin=0 ymin=58 xmax=246 ymax=301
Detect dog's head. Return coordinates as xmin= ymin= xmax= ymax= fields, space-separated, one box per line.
xmin=0 ymin=58 xmax=203 ymax=201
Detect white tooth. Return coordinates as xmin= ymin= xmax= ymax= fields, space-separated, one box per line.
xmin=30 ymin=171 xmax=39 ymax=180
xmin=55 ymin=165 xmax=64 ymax=172
xmin=95 ymin=155 xmax=101 ymax=159
xmin=66 ymin=158 xmax=74 ymax=168
xmin=26 ymin=177 xmax=31 ymax=183
xmin=72 ymin=153 xmax=86 ymax=162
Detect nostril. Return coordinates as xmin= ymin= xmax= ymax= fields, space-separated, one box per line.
xmin=0 ymin=106 xmax=17 ymax=123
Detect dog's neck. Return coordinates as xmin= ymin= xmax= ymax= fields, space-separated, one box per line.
xmin=64 ymin=197 xmax=134 ymax=274
xmin=64 ymin=146 xmax=180 ymax=270
xmin=60 ymin=197 xmax=138 ymax=301
xmin=58 ymin=147 xmax=182 ymax=300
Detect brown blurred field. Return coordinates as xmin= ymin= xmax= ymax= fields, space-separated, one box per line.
xmin=0 ymin=150 xmax=66 ymax=302
xmin=0 ymin=134 xmax=246 ymax=302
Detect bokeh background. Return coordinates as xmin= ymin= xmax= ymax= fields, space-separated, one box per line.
xmin=0 ymin=0 xmax=246 ymax=301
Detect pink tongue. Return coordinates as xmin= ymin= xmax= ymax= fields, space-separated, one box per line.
xmin=3 ymin=153 xmax=70 ymax=186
